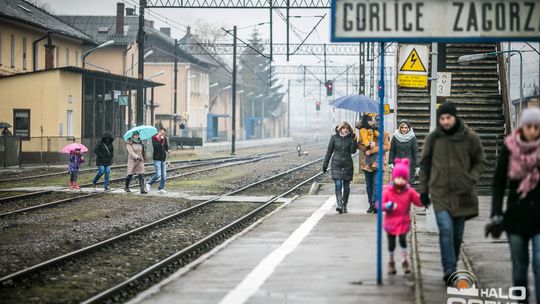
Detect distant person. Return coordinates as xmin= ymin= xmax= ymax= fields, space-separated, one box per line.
xmin=1 ymin=127 xmax=11 ymax=136
xmin=68 ymin=148 xmax=84 ymax=190
xmin=125 ymin=131 xmax=147 ymax=194
xmin=146 ymin=127 xmax=170 ymax=194
xmin=92 ymin=133 xmax=114 ymax=191
xmin=358 ymin=115 xmax=391 ymax=214
xmin=419 ymin=102 xmax=485 ymax=283
xmin=487 ymin=108 xmax=540 ymax=302
xmin=323 ymin=121 xmax=358 ymax=214
xmin=389 ymin=120 xmax=420 ymax=179
xmin=382 ymin=158 xmax=422 ymax=275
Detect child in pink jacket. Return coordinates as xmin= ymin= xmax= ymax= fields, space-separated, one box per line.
xmin=382 ymin=158 xmax=422 ymax=275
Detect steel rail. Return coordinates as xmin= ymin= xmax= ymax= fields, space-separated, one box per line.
xmin=0 ymin=190 xmax=52 ymax=204
xmin=0 ymin=157 xmax=323 ymax=285
xmin=0 ymin=193 xmax=101 ymax=218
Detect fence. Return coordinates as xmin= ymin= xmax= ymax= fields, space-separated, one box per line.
xmin=1 ymin=136 xmax=156 ymax=168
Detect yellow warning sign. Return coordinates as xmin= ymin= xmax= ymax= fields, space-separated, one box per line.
xmin=398 ymin=74 xmax=428 ymax=88
xmin=400 ymin=48 xmax=427 ymax=72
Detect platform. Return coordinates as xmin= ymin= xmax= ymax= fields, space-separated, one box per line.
xmin=130 ymin=193 xmax=416 ymax=304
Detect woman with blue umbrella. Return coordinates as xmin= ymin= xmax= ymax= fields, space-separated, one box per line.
xmin=123 ymin=126 xmax=157 ymax=194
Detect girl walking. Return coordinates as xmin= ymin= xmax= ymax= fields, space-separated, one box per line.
xmin=125 ymin=131 xmax=147 ymax=194
xmin=323 ymin=121 xmax=358 ymax=214
xmin=68 ymin=148 xmax=84 ymax=190
xmin=382 ymin=158 xmax=422 ymax=274
xmin=488 ymin=108 xmax=540 ymax=302
xmin=389 ymin=120 xmax=420 ymax=179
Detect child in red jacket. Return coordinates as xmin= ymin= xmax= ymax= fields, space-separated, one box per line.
xmin=382 ymin=158 xmax=422 ymax=275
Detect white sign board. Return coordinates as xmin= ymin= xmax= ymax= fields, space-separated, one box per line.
xmin=397 ymin=45 xmax=429 ymax=88
xmin=437 ymin=72 xmax=452 ymax=97
xmin=332 ymin=0 xmax=540 ymax=42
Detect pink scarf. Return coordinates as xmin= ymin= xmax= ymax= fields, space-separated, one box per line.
xmin=505 ymin=130 xmax=540 ymax=198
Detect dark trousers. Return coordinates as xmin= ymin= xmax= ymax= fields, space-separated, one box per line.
xmin=333 ymin=179 xmax=351 ymax=203
xmin=507 ymin=233 xmax=540 ymax=303
xmin=364 ymin=170 xmax=379 ymax=205
xmin=387 ymin=233 xmax=407 ymax=252
xmin=70 ymin=171 xmax=78 ymax=182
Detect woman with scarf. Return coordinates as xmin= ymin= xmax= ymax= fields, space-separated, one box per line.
xmin=389 ymin=120 xmax=420 ymax=179
xmin=323 ymin=121 xmax=358 ymax=214
xmin=487 ymin=108 xmax=540 ymax=303
xmin=125 ymin=131 xmax=147 ymax=194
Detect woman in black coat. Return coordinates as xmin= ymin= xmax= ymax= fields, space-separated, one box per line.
xmin=92 ymin=132 xmax=114 ymax=191
xmin=323 ymin=121 xmax=358 ymax=214
xmin=487 ymin=108 xmax=540 ymax=303
xmin=389 ymin=120 xmax=419 ymax=178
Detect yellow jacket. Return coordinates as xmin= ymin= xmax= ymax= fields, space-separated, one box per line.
xmin=359 ymin=128 xmax=380 ymax=147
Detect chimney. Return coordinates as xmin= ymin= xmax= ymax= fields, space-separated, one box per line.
xmin=186 ymin=26 xmax=191 ymax=35
xmin=126 ymin=7 xmax=135 ymax=16
xmin=116 ymin=2 xmax=125 ymax=35
xmin=159 ymin=27 xmax=171 ymax=37
xmin=44 ymin=32 xmax=55 ymax=70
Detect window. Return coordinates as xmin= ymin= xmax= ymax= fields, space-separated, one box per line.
xmin=13 ymin=109 xmax=30 ymax=139
xmin=66 ymin=47 xmax=69 ymax=65
xmin=75 ymin=50 xmax=79 ymax=66
xmin=10 ymin=34 xmax=15 ymax=68
xmin=67 ymin=110 xmax=73 ymax=137
xmin=56 ymin=47 xmax=59 ymax=67
xmin=22 ymin=37 xmax=27 ymax=69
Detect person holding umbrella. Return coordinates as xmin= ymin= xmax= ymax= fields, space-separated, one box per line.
xmin=125 ymin=131 xmax=147 ymax=194
xmin=61 ymin=143 xmax=88 ymax=190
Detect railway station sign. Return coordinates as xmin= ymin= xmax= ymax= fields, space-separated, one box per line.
xmin=331 ymin=0 xmax=540 ymax=42
xmin=397 ymin=45 xmax=429 ymax=88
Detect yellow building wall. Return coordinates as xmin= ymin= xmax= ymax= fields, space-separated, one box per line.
xmin=84 ymin=44 xmax=136 ymax=75
xmin=0 ymin=21 xmax=86 ymax=75
xmin=0 ymin=70 xmax=82 ymax=139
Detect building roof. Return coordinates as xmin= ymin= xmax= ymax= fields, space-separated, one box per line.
xmin=57 ymin=15 xmax=214 ymax=68
xmin=0 ymin=66 xmax=164 ymax=88
xmin=0 ymin=0 xmax=94 ymax=43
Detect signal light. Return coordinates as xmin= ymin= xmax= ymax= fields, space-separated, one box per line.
xmin=316 ymin=101 xmax=321 ymax=111
xmin=325 ymin=80 xmax=333 ymax=96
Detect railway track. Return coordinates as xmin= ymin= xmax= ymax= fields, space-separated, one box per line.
xmin=0 ymin=158 xmax=323 ymax=304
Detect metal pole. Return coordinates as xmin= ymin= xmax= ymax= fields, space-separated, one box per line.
xmin=303 ymin=66 xmax=306 ymax=97
xmin=173 ymin=39 xmax=178 ymax=136
xmin=231 ymin=26 xmax=237 ymax=155
xmin=151 ymin=87 xmax=155 ymax=126
xmin=286 ymin=0 xmax=290 ymax=62
xmin=287 ymin=79 xmax=291 ymax=137
xmin=136 ymin=0 xmax=146 ymax=126
xmin=426 ymin=42 xmax=439 ymax=233
xmin=518 ymin=51 xmax=524 ymax=123
xmin=324 ymin=44 xmax=327 ymax=83
xmin=269 ymin=0 xmax=273 ymax=61
xmin=376 ymin=42 xmax=385 ymax=285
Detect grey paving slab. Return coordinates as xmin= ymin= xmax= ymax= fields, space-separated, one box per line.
xmin=136 ymin=194 xmax=416 ymax=304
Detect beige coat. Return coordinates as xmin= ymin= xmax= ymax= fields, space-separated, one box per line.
xmin=126 ymin=141 xmax=145 ymax=175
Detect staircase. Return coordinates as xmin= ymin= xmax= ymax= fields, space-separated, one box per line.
xmin=396 ymin=43 xmax=507 ymax=187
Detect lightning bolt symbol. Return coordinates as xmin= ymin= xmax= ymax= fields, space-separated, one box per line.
xmin=410 ymin=54 xmax=417 ymax=68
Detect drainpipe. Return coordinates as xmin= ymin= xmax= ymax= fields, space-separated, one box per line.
xmin=44 ymin=32 xmax=55 ymax=70
xmin=32 ymin=31 xmax=51 ymax=71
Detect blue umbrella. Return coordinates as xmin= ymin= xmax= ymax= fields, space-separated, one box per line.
xmin=123 ymin=125 xmax=158 ymax=141
xmin=330 ymin=95 xmax=379 ymax=113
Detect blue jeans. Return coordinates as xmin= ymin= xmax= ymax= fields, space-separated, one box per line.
xmin=364 ymin=170 xmax=379 ymax=205
xmin=507 ymin=233 xmax=540 ymax=302
xmin=334 ymin=179 xmax=351 ymax=202
xmin=92 ymin=165 xmax=110 ymax=188
xmin=435 ymin=210 xmax=466 ymax=275
xmin=147 ymin=160 xmax=167 ymax=190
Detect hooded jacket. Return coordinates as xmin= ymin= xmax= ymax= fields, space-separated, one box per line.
xmin=419 ymin=119 xmax=486 ymax=219
xmin=389 ymin=128 xmax=419 ymax=173
xmin=93 ymin=134 xmax=114 ymax=166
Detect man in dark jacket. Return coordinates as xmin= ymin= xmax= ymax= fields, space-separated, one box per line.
xmin=146 ymin=127 xmax=170 ymax=193
xmin=92 ymin=133 xmax=114 ymax=191
xmin=419 ymin=102 xmax=485 ymax=282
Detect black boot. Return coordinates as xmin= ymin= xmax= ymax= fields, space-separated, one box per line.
xmin=138 ymin=175 xmax=147 ymax=194
xmin=343 ymin=188 xmax=350 ymax=213
xmin=335 ymin=191 xmax=343 ymax=214
xmin=366 ymin=203 xmax=375 ymax=213
xmin=124 ymin=175 xmax=132 ymax=192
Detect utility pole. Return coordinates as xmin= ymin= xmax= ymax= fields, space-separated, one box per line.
xmin=173 ymin=38 xmax=178 ymax=136
xmin=269 ymin=0 xmax=273 ymax=61
xmin=324 ymin=44 xmax=327 ymax=83
xmin=136 ymin=0 xmax=146 ymax=126
xmin=286 ymin=0 xmax=290 ymax=61
xmin=303 ymin=66 xmax=306 ymax=97
xmin=231 ymin=25 xmax=237 ymax=155
xmin=287 ymin=79 xmax=291 ymax=137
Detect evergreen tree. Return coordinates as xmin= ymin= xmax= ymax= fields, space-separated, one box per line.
xmin=238 ymin=29 xmax=284 ymax=122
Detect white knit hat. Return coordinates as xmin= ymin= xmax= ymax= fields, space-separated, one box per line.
xmin=520 ymin=108 xmax=540 ymax=127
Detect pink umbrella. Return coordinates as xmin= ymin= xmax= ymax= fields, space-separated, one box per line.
xmin=61 ymin=143 xmax=88 ymax=154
